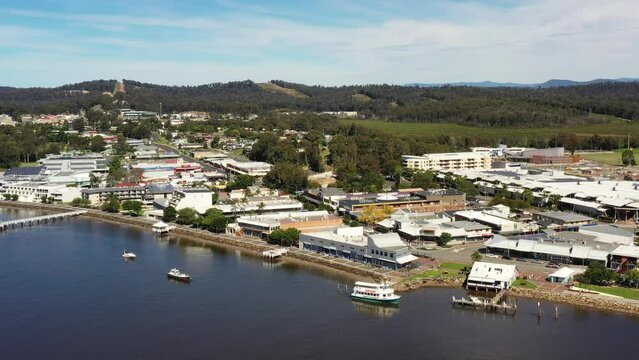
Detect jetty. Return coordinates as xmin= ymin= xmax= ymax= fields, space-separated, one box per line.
xmin=0 ymin=210 xmax=86 ymax=231
xmin=452 ymin=289 xmax=517 ymax=315
xmin=262 ymin=248 xmax=288 ymax=260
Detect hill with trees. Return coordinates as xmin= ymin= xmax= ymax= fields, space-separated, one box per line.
xmin=2 ymin=79 xmax=639 ymax=127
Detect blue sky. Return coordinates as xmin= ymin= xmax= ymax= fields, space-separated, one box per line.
xmin=0 ymin=0 xmax=637 ymax=87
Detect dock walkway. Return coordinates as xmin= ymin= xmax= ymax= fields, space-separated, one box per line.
xmin=0 ymin=210 xmax=86 ymax=231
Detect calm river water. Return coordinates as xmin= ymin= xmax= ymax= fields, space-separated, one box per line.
xmin=0 ymin=207 xmax=637 ymax=360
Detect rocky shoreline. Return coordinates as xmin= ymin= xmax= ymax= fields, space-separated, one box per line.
xmin=393 ymin=277 xmax=464 ymax=292
xmin=509 ymin=287 xmax=639 ymax=316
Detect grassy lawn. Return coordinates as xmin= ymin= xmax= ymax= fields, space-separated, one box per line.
xmin=440 ymin=262 xmax=468 ymax=271
xmin=577 ymin=284 xmax=639 ymax=300
xmin=405 ymin=262 xmax=467 ymax=281
xmin=512 ymin=279 xmax=538 ymax=289
xmin=579 ymin=148 xmax=639 ymax=166
xmin=338 ymin=117 xmax=639 ymax=140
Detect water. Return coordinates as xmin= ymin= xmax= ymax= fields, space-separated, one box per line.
xmin=0 ymin=208 xmax=637 ymax=360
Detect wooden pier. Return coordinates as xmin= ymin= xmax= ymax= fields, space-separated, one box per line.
xmin=452 ymin=290 xmax=517 ymax=315
xmin=0 ymin=210 xmax=86 ymax=231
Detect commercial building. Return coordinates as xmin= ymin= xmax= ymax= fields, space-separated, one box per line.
xmin=169 ymin=188 xmax=214 ymax=214
xmin=212 ymin=195 xmax=304 ymax=216
xmin=454 ymin=207 xmax=539 ymax=235
xmin=299 ymin=227 xmax=418 ymax=269
xmin=338 ymin=189 xmax=466 ymax=216
xmin=609 ymin=245 xmax=639 ymax=272
xmin=466 ymin=262 xmax=518 ymax=291
xmin=382 ymin=211 xmax=492 ymax=243
xmin=225 ymin=160 xmax=272 ymax=177
xmin=532 ymin=211 xmax=594 ymax=230
xmin=484 ymin=233 xmax=613 ymax=266
xmin=39 ymin=153 xmax=108 ymax=174
xmin=226 ymin=210 xmax=342 ymax=238
xmin=402 ymin=152 xmax=491 ymax=171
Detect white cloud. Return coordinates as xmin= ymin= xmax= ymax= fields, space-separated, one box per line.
xmin=1 ymin=0 xmax=639 ymax=85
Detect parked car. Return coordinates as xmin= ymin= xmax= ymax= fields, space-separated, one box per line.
xmin=516 ymin=258 xmax=528 ymax=262
xmin=502 ymin=255 xmax=513 ymax=260
xmin=546 ymin=263 xmax=560 ymax=269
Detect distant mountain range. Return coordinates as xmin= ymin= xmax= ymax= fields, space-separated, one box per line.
xmin=406 ymin=78 xmax=639 ymax=88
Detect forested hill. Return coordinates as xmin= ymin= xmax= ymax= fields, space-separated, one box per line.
xmin=1 ymin=79 xmax=639 ymax=127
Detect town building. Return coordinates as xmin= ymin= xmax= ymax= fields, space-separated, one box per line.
xmin=578 ymin=224 xmax=635 ymax=246
xmin=608 ymin=245 xmax=639 ymax=272
xmin=39 ymin=153 xmax=108 ymax=174
xmin=0 ymin=114 xmax=16 ymax=126
xmin=81 ymin=186 xmax=148 ymax=205
xmin=454 ymin=207 xmax=539 ymax=235
xmin=1 ymin=182 xmax=81 ymax=203
xmin=338 ymin=189 xmax=466 ymax=216
xmin=532 ymin=211 xmax=594 ymax=230
xmin=379 ymin=211 xmax=492 ymax=243
xmin=484 ymin=233 xmax=613 ymax=266
xmin=168 ymin=188 xmax=214 ymax=214
xmin=402 ymin=152 xmax=491 ymax=171
xmin=547 ymin=267 xmax=578 ymax=284
xmin=226 ymin=210 xmax=343 ymax=238
xmin=466 ymin=261 xmax=518 ymax=291
xmin=212 ymin=195 xmax=304 ymax=216
xmin=225 ymin=160 xmax=272 ymax=177
xmin=299 ymin=227 xmax=418 ymax=269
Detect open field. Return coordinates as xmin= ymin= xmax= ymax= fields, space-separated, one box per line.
xmin=579 ymin=148 xmax=639 ymax=165
xmin=405 ymin=262 xmax=467 ymax=281
xmin=258 ymin=82 xmax=308 ymax=98
xmin=339 ymin=118 xmax=639 ymax=139
xmin=578 ymin=284 xmax=639 ymax=300
xmin=352 ymin=94 xmax=372 ymax=102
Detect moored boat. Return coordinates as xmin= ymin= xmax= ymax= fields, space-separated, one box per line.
xmin=167 ymin=268 xmax=191 ymax=282
xmin=350 ymin=281 xmax=400 ymax=305
xmin=122 ymin=250 xmax=137 ymax=260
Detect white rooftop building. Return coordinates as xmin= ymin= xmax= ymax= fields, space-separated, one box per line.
xmin=466 ymin=261 xmax=518 ymax=291
xmin=299 ymin=227 xmax=418 ymax=269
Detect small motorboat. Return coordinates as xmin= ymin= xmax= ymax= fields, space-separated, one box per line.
xmin=167 ymin=268 xmax=191 ymax=282
xmin=122 ymin=250 xmax=137 ymax=260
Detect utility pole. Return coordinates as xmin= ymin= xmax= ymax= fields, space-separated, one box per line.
xmin=628 ymin=133 xmax=631 ymax=150
xmin=159 ymin=102 xmax=163 ymax=119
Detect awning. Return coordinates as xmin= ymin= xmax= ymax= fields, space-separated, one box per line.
xmin=396 ymin=254 xmax=419 ymax=265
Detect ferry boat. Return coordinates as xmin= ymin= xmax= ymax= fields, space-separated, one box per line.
xmin=350 ymin=281 xmax=401 ymax=305
xmin=167 ymin=268 xmax=191 ymax=282
xmin=122 ymin=250 xmax=137 ymax=260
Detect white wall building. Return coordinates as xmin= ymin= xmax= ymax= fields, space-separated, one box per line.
xmin=169 ymin=188 xmax=214 ymax=214
xmin=299 ymin=227 xmax=418 ymax=269
xmin=466 ymin=261 xmax=518 ymax=291
xmin=2 ymin=182 xmax=81 ymax=203
xmin=402 ymin=152 xmax=491 ymax=171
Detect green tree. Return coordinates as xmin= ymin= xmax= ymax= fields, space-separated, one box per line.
xmin=436 ymin=232 xmax=452 ymax=247
xmin=622 ymin=149 xmax=636 ymax=166
xmin=71 ymin=117 xmax=85 ymax=132
xmin=121 ymin=200 xmax=144 ymax=216
xmin=89 ymin=136 xmax=106 ymax=152
xmin=471 ymin=250 xmax=482 ymax=262
xmin=11 ymin=194 xmax=18 ymax=201
xmin=71 ymin=197 xmax=91 ymax=207
xmin=113 ymin=136 xmax=133 ymax=156
xmin=578 ymin=263 xmax=619 ymax=285
xmin=101 ymin=194 xmax=121 ymax=213
xmin=267 ymin=228 xmax=301 ymax=246
xmin=106 ymin=156 xmax=125 ymax=186
xmin=162 ymin=206 xmax=177 ymax=222
xmin=411 ymin=170 xmax=438 ymax=189
xmin=227 ymin=174 xmax=255 ymax=190
xmin=200 ymin=208 xmax=228 ymax=232
xmin=263 ymin=162 xmax=309 ymax=193
xmin=3 ymin=194 xmax=12 ymax=200
xmin=176 ymin=208 xmax=200 ymax=226
xmin=89 ymin=173 xmax=101 ymax=188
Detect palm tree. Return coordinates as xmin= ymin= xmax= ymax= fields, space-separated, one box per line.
xmin=471 ymin=250 xmax=482 ymax=263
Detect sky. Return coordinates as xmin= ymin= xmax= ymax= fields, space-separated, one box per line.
xmin=0 ymin=0 xmax=638 ymax=87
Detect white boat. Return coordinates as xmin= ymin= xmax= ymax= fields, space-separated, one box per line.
xmin=350 ymin=281 xmax=401 ymax=305
xmin=122 ymin=250 xmax=137 ymax=259
xmin=167 ymin=268 xmax=191 ymax=282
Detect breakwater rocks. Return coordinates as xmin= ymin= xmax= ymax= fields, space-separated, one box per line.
xmin=394 ymin=277 xmax=464 ymax=292
xmin=510 ymin=287 xmax=639 ymax=316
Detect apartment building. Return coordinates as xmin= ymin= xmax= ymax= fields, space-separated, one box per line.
xmin=402 ymin=152 xmax=491 ymax=171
